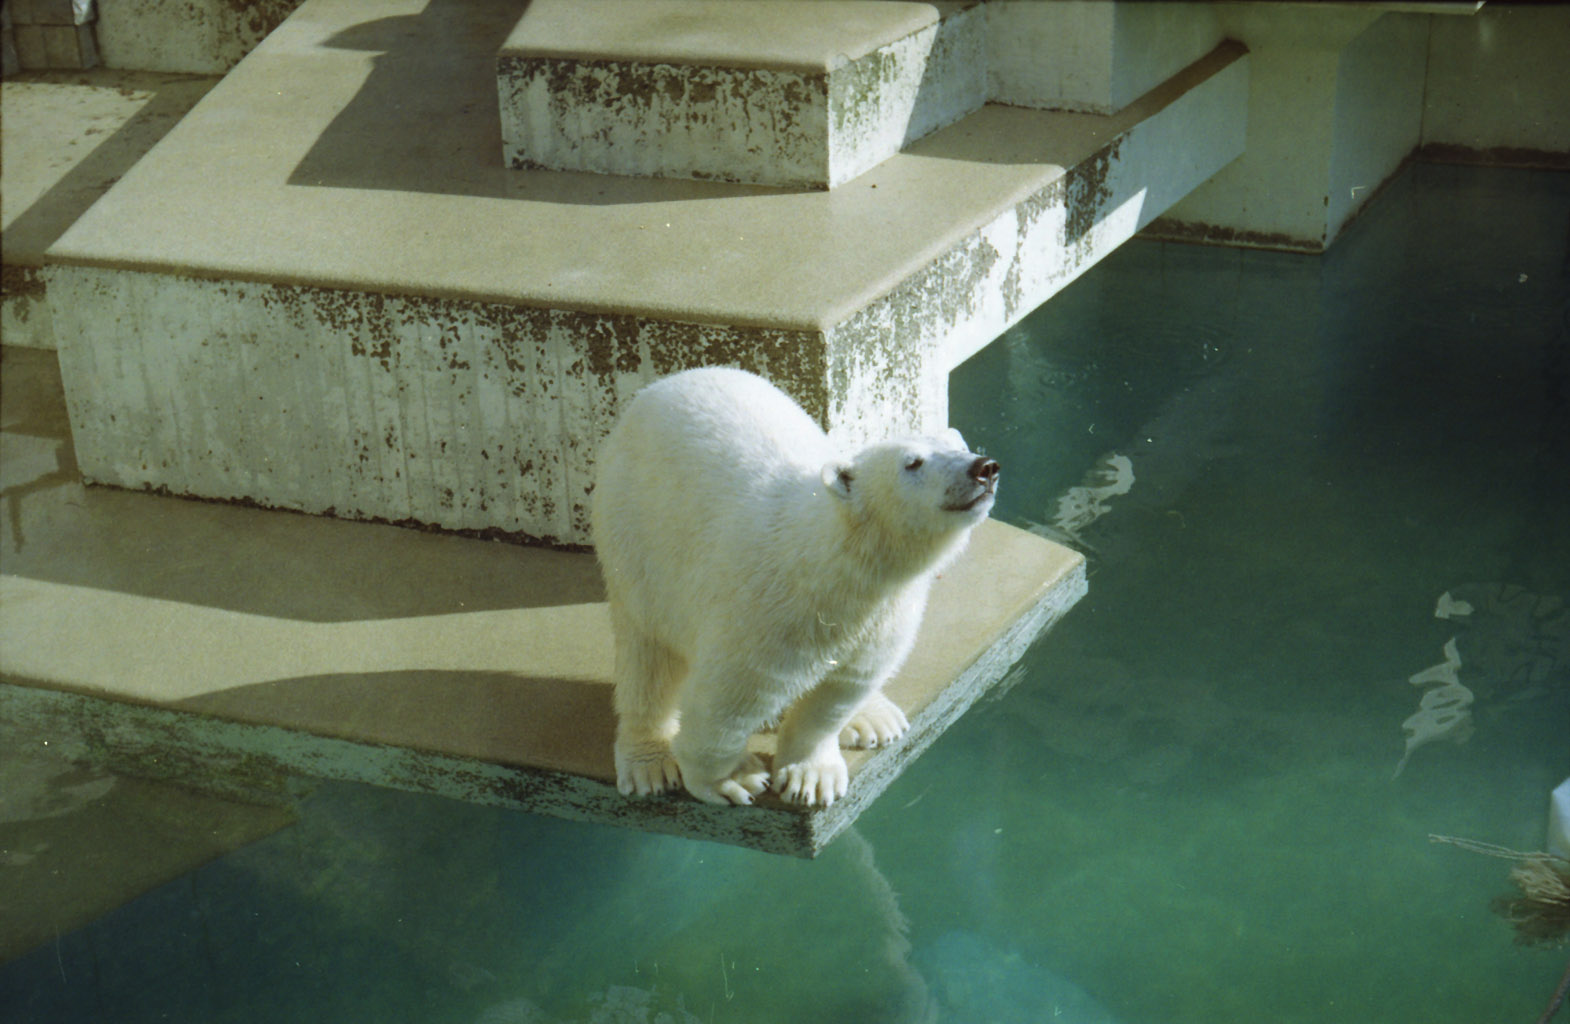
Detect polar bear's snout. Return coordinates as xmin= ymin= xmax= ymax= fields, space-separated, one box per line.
xmin=945 ymin=456 xmax=999 ymax=512
xmin=970 ymin=457 xmax=1000 ymax=490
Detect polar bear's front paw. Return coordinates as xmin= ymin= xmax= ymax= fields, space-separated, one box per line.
xmin=682 ymin=753 xmax=770 ymax=806
xmin=615 ymin=738 xmax=682 ymax=798
xmin=839 ymin=692 xmax=909 ymax=750
xmin=773 ymin=751 xmax=849 ymax=808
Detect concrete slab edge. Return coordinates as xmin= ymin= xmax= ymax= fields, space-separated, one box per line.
xmin=0 ymin=549 xmax=1085 ymax=858
xmin=801 ymin=551 xmax=1090 ymax=852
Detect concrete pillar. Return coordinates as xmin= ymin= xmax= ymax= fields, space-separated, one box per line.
xmin=1145 ymin=4 xmax=1428 ymax=252
xmin=988 ymin=0 xmax=1222 ymax=114
xmin=1420 ymin=4 xmax=1570 ymax=166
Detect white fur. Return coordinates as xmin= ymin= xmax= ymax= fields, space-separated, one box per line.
xmin=592 ymin=367 xmax=997 ymax=807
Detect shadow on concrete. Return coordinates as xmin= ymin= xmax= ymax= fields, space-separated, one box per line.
xmin=178 ymin=669 xmax=617 ymax=779
xmin=1 ymin=71 xmax=217 ymax=263
xmin=287 ymin=0 xmax=782 ymax=207
xmin=0 ymin=347 xmax=605 ymax=622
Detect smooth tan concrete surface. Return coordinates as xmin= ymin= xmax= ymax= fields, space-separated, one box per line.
xmin=0 ymin=346 xmax=1087 ymax=856
xmin=0 ymin=69 xmax=216 ymax=348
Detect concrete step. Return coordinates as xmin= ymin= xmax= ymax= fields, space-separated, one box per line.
xmin=0 ymin=68 xmax=218 ymax=348
xmin=36 ymin=0 xmax=1247 ymax=546
xmin=0 ymin=347 xmax=1087 ymax=858
xmin=497 ymin=0 xmax=987 ymax=189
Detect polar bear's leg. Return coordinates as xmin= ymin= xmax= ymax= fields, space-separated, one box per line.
xmin=772 ymin=677 xmax=872 ymax=807
xmin=670 ymin=657 xmax=779 ymax=806
xmin=611 ymin=621 xmax=685 ymax=797
xmin=839 ymin=691 xmax=910 ymax=749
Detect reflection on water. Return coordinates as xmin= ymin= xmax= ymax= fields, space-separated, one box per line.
xmin=3 ymin=163 xmax=1569 ymax=1023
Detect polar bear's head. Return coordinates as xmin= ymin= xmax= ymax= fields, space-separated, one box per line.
xmin=822 ymin=428 xmax=999 ymax=566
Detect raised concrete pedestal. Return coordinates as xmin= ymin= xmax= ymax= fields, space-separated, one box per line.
xmin=43 ymin=0 xmax=1247 ymax=546
xmin=498 ymin=0 xmax=987 ymax=189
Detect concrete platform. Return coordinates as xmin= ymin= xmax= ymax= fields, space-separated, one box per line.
xmin=498 ymin=0 xmax=986 ymax=188
xmin=0 ymin=346 xmax=1087 ymax=858
xmin=41 ymin=0 xmax=1248 ymax=545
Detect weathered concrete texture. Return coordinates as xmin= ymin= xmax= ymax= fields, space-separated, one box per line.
xmin=988 ymin=0 xmax=1222 ymax=114
xmin=43 ymin=0 xmax=1247 ymax=544
xmin=0 ymin=69 xmax=217 ymax=349
xmin=824 ymin=44 xmax=1252 ymax=438
xmin=497 ymin=1 xmax=985 ymax=189
xmin=94 ymin=0 xmax=300 ymax=74
xmin=50 ymin=267 xmax=823 ymax=546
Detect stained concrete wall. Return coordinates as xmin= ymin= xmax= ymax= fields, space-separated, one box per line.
xmin=498 ymin=2 xmax=987 ymax=189
xmin=988 ymin=0 xmax=1222 ymax=114
xmin=95 ymin=0 xmax=299 ymax=73
xmin=1325 ymin=12 xmax=1427 ymax=243
xmin=1147 ymin=6 xmax=1426 ymax=251
xmin=1421 ymin=4 xmax=1570 ymax=165
xmin=48 ymin=267 xmax=824 ymax=547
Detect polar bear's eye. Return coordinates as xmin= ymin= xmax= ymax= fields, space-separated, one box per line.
xmin=904 ymin=457 xmax=925 ymax=472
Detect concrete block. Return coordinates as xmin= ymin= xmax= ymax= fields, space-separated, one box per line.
xmin=40 ymin=22 xmax=97 ymax=68
xmin=95 ymin=0 xmax=299 ymax=74
xmin=50 ymin=268 xmax=825 ymax=546
xmin=988 ymin=0 xmax=1221 ymax=114
xmin=1145 ymin=5 xmax=1426 ymax=252
xmin=497 ymin=0 xmax=987 ymax=189
xmin=12 ymin=23 xmax=50 ymax=68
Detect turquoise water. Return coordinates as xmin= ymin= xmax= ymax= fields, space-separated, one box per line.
xmin=5 ymin=163 xmax=1568 ymax=1023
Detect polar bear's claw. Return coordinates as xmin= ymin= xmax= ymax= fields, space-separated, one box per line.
xmin=683 ymin=753 xmax=769 ymax=806
xmin=839 ymin=693 xmax=909 ymax=750
xmin=773 ymin=754 xmax=849 ymax=808
xmin=616 ymin=743 xmax=682 ymax=797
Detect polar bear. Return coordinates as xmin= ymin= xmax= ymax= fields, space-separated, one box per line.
xmin=592 ymin=367 xmax=999 ymax=808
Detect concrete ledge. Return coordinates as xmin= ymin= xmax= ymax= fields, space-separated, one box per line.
xmin=497 ymin=0 xmax=986 ymax=188
xmin=0 ymin=522 xmax=1084 ymax=857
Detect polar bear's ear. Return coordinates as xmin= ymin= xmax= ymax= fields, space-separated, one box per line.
xmin=822 ymin=462 xmax=854 ymax=500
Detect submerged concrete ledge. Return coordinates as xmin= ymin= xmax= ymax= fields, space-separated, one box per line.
xmin=41 ymin=0 xmax=1247 ymax=546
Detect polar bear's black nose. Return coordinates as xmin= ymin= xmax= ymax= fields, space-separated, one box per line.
xmin=970 ymin=458 xmax=1000 ymax=487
